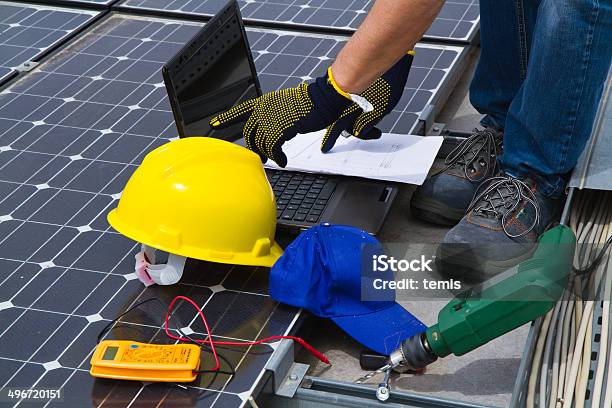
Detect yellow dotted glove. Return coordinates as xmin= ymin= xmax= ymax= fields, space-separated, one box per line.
xmin=211 ymin=71 xmax=352 ymax=167
xmin=321 ymin=52 xmax=415 ymax=153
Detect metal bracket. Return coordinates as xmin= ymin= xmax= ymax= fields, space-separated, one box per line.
xmin=264 ymin=339 xmax=309 ymax=398
xmin=16 ymin=61 xmax=38 ymax=72
xmin=417 ymin=104 xmax=437 ymax=136
xmin=427 ymin=123 xmax=446 ymax=136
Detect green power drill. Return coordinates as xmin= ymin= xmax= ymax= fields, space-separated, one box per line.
xmin=360 ymin=225 xmax=576 ymax=400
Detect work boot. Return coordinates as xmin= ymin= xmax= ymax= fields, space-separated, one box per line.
xmin=436 ymin=174 xmax=562 ymax=282
xmin=411 ymin=128 xmax=503 ymax=225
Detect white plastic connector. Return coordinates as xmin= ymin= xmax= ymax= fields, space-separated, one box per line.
xmin=134 ymin=244 xmax=186 ymax=287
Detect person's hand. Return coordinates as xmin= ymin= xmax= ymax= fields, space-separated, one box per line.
xmin=210 ymin=69 xmax=353 ymax=168
xmin=320 ymin=51 xmax=415 ymax=153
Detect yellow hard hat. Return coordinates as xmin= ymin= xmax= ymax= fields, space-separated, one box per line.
xmin=108 ymin=137 xmax=283 ymax=269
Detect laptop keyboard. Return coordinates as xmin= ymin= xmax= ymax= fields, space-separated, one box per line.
xmin=267 ymin=170 xmax=337 ymax=224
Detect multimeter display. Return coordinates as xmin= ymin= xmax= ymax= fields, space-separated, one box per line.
xmin=102 ymin=347 xmax=119 ymax=360
xmin=90 ymin=341 xmax=201 ymax=382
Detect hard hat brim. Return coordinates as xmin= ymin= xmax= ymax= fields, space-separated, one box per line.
xmin=107 ymin=209 xmax=283 ymax=268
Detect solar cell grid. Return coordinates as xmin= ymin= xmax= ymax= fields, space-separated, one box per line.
xmin=0 ymin=12 xmax=465 ymax=407
xmin=117 ymin=0 xmax=480 ymax=42
xmin=0 ymin=2 xmax=100 ymax=86
xmin=0 ymin=67 xmax=15 ymax=85
xmin=27 ymin=0 xmax=116 ymax=6
xmin=0 ymin=15 xmax=301 ymax=407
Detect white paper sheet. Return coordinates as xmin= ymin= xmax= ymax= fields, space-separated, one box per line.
xmin=265 ymin=130 xmax=443 ymax=185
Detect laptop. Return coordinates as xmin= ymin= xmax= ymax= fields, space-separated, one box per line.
xmin=162 ymin=0 xmax=397 ymax=234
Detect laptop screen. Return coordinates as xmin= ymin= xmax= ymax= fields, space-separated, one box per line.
xmin=162 ymin=0 xmax=261 ymax=141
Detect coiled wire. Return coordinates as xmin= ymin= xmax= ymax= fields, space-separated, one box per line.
xmin=526 ymin=190 xmax=612 ymax=408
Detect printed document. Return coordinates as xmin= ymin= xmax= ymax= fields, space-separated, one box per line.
xmin=265 ymin=130 xmax=443 ymax=185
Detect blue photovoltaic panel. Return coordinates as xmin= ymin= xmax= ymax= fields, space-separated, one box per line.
xmin=428 ymin=0 xmax=479 ymax=41
xmin=0 ymin=67 xmax=15 ymax=84
xmin=0 ymin=2 xmax=100 ymax=86
xmin=67 ymin=0 xmax=116 ymax=3
xmin=0 ymin=14 xmax=300 ymax=408
xmin=25 ymin=0 xmax=116 ymax=6
xmin=0 ymin=13 xmax=464 ymax=406
xmin=117 ymin=0 xmax=480 ymax=42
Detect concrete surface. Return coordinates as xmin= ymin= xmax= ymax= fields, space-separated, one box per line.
xmin=295 ymin=48 xmax=529 ymax=408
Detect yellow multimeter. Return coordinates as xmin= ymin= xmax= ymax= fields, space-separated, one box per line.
xmin=90 ymin=341 xmax=201 ymax=382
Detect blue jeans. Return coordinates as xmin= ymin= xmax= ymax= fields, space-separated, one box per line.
xmin=470 ymin=0 xmax=612 ymax=198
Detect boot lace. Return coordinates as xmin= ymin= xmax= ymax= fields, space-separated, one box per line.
xmin=467 ymin=176 xmax=540 ymax=238
xmin=435 ymin=128 xmax=500 ymax=182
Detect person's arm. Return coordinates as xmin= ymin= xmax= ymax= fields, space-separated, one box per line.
xmin=212 ymin=0 xmax=444 ymax=167
xmin=332 ymin=0 xmax=444 ymax=94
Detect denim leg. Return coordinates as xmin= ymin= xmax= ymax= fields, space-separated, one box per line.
xmin=499 ymin=0 xmax=612 ymax=198
xmin=469 ymin=0 xmax=540 ymax=130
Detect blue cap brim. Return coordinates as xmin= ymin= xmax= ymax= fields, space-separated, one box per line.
xmin=331 ymin=303 xmax=426 ymax=355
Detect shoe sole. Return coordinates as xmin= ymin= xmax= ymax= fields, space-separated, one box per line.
xmin=410 ymin=196 xmax=465 ymax=226
xmin=436 ymin=243 xmax=538 ymax=283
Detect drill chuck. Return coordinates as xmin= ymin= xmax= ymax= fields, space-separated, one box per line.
xmin=397 ymin=332 xmax=438 ymax=370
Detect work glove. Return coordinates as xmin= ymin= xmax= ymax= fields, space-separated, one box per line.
xmin=210 ymin=69 xmax=367 ymax=168
xmin=320 ymin=51 xmax=415 ymax=153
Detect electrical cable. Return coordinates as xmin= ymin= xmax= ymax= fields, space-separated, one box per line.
xmin=566 ymin=192 xmax=610 ymax=407
xmin=162 ymin=296 xmax=331 ymax=367
xmin=96 ymin=297 xmax=237 ymax=377
xmin=557 ymin=292 xmax=574 ymax=407
xmin=588 ymin=206 xmax=612 ymax=407
xmin=575 ymin=311 xmax=592 ymax=408
xmin=541 ymin=198 xmax=583 ymax=408
xmin=603 ymin=299 xmax=612 ymax=408
xmin=96 ymin=298 xmax=162 ymax=343
xmin=96 ymin=295 xmax=331 ymax=386
xmin=528 ymin=190 xmax=587 ymax=408
xmin=538 ymin=304 xmax=557 ymax=408
xmin=571 ymin=196 xmax=603 ymax=408
xmin=571 ymin=193 xmax=609 ymax=407
xmin=527 ymin=307 xmax=553 ymax=408
xmin=591 ymin=240 xmax=612 ymax=407
xmin=562 ymin=300 xmax=594 ymax=408
xmin=527 ymin=190 xmax=612 ymax=407
xmin=567 ymin=279 xmax=581 ymax=401
xmin=547 ymin=295 xmax=565 ymax=408
xmin=573 ymin=235 xmax=612 ymax=276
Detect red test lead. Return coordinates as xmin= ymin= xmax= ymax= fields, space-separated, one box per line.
xmin=163 ymin=296 xmax=332 ymax=370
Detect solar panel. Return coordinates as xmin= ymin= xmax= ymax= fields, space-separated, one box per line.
xmin=116 ymin=0 xmax=480 ymax=43
xmin=26 ymin=0 xmax=117 ymax=6
xmin=0 ymin=13 xmax=464 ymax=406
xmin=429 ymin=0 xmax=480 ymax=42
xmin=0 ymin=67 xmax=16 ymax=85
xmin=0 ymin=2 xmax=101 ymax=86
xmin=0 ymin=14 xmax=303 ymax=407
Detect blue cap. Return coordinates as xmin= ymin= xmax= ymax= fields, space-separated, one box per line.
xmin=270 ymin=224 xmax=426 ymax=355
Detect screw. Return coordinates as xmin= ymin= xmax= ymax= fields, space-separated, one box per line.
xmin=376 ymin=386 xmax=390 ymax=402
xmin=289 ymin=374 xmax=298 ymax=381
